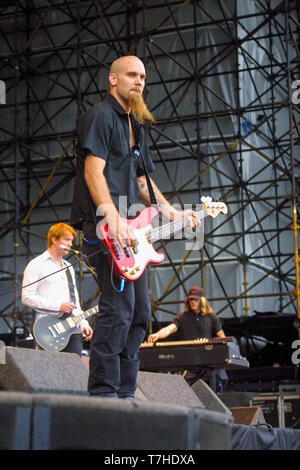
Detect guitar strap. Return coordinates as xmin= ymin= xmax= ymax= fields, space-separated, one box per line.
xmin=65 ymin=266 xmax=76 ymax=307
xmin=139 ymin=149 xmax=158 ymax=206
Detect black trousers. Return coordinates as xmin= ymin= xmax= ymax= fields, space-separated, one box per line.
xmin=88 ymin=253 xmax=151 ymax=397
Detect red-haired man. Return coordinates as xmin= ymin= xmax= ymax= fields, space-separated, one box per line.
xmin=22 ymin=223 xmax=92 ymax=354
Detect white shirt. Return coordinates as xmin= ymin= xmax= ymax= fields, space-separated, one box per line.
xmin=22 ymin=250 xmax=89 ymax=331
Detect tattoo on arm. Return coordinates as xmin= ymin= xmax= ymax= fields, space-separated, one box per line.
xmin=138 ymin=176 xmax=172 ymax=215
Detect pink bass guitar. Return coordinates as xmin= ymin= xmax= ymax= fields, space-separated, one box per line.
xmin=98 ymin=197 xmax=228 ymax=282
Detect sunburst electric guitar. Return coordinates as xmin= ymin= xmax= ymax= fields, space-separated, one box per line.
xmin=98 ymin=197 xmax=228 ymax=282
xmin=32 ymin=305 xmax=98 ymax=352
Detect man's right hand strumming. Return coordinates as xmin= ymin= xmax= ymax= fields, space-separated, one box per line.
xmin=106 ymin=212 xmax=137 ymax=249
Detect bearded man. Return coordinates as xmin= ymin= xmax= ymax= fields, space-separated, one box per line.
xmin=71 ymin=56 xmax=197 ymax=399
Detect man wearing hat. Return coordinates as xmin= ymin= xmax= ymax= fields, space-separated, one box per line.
xmin=147 ymin=286 xmax=225 ymax=385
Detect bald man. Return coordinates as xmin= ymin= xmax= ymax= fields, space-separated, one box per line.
xmin=71 ymin=56 xmax=198 ymax=399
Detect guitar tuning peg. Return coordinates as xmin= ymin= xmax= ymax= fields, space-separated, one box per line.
xmin=201 ymin=196 xmax=212 ymax=204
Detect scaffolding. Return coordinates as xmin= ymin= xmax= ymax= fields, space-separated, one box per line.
xmin=0 ymin=0 xmax=299 ymax=354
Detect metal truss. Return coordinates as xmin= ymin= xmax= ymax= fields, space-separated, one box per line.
xmin=0 ymin=0 xmax=299 ymax=354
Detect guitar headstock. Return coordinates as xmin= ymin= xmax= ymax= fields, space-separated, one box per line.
xmin=201 ymin=196 xmax=228 ymax=219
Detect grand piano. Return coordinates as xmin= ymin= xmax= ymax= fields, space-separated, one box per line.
xmin=139 ymin=337 xmax=249 ymax=371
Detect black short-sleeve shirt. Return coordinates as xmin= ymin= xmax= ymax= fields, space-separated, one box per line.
xmin=172 ymin=311 xmax=223 ymax=340
xmin=71 ymin=94 xmax=155 ymax=228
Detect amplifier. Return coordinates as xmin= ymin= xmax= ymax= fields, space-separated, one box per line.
xmin=250 ymin=394 xmax=300 ymax=429
xmin=250 ymin=395 xmax=281 ymax=427
xmin=282 ymin=396 xmax=300 ymax=429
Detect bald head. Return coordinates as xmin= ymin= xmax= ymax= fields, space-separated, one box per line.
xmin=110 ymin=56 xmax=145 ymax=75
xmin=108 ymin=55 xmax=154 ymax=124
xmin=108 ymin=56 xmax=146 ymax=109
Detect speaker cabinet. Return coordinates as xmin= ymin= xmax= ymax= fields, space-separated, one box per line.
xmin=0 ymin=346 xmax=88 ymax=394
xmin=82 ymin=358 xmax=204 ymax=408
xmin=0 ymin=347 xmax=233 ymax=450
xmin=137 ymin=371 xmax=204 ymax=408
xmin=191 ymin=378 xmax=232 ymax=416
xmin=251 ymin=394 xmax=300 ymax=428
xmin=0 ymin=392 xmax=232 ymax=450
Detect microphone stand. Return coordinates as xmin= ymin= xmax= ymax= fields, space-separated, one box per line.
xmin=60 ymin=245 xmax=97 ymax=278
xmin=59 ymin=245 xmax=97 ymax=279
xmin=73 ymin=254 xmax=97 ymax=278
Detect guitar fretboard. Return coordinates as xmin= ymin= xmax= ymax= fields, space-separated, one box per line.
xmin=147 ymin=209 xmax=207 ymax=243
xmin=73 ymin=305 xmax=98 ymax=324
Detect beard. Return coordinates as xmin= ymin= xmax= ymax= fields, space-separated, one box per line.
xmin=128 ymin=92 xmax=155 ymax=125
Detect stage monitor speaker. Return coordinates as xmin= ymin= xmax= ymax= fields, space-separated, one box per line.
xmin=229 ymin=406 xmax=266 ymax=425
xmin=191 ymin=379 xmax=232 ymax=416
xmin=0 ymin=392 xmax=232 ymax=450
xmin=137 ymin=371 xmax=204 ymax=408
xmin=81 ymin=359 xmax=204 ymax=408
xmin=0 ymin=346 xmax=88 ymax=395
xmin=0 ymin=347 xmax=229 ymax=414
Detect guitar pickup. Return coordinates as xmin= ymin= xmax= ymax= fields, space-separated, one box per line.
xmin=112 ymin=240 xmax=124 ymax=260
xmin=121 ymin=240 xmax=132 ymax=258
xmin=66 ymin=317 xmax=76 ymax=328
xmin=48 ymin=326 xmax=57 ymax=338
xmin=132 ymin=240 xmax=139 ymax=255
xmin=53 ymin=322 xmax=65 ymax=335
xmin=123 ymin=246 xmax=131 ymax=257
